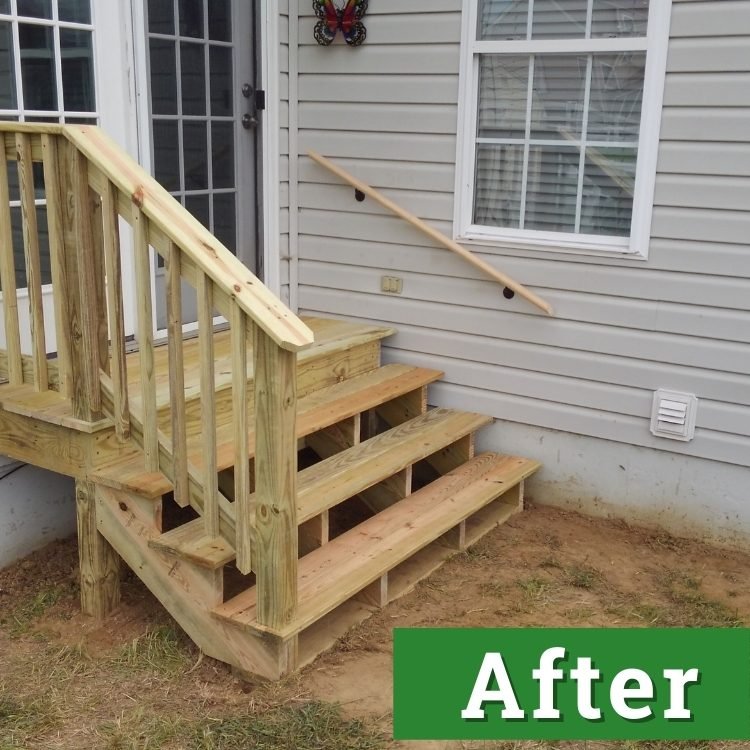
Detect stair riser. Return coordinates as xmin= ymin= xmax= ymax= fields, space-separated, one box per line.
xmin=156 ymin=340 xmax=382 ymax=434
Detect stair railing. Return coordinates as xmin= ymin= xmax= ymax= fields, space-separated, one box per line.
xmin=0 ymin=124 xmax=312 ymax=631
xmin=307 ymin=150 xmax=555 ymax=317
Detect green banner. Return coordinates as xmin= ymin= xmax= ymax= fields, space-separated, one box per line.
xmin=393 ymin=628 xmax=750 ymax=740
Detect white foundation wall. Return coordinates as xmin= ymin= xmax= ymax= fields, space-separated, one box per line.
xmin=0 ymin=458 xmax=76 ymax=570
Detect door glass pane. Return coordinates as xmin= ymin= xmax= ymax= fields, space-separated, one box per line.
xmin=153 ymin=120 xmax=180 ymax=191
xmin=592 ymin=0 xmax=649 ymax=38
xmin=209 ymin=45 xmax=232 ymax=116
xmin=580 ymin=147 xmax=636 ymax=235
xmin=525 ymin=145 xmax=579 ymax=232
xmin=185 ymin=193 xmax=209 ymax=230
xmin=211 ymin=121 xmax=234 ymax=189
xmin=208 ymin=0 xmax=231 ymax=41
xmin=532 ymin=0 xmax=587 ymax=39
xmin=474 ymin=144 xmax=524 ymax=229
xmin=180 ymin=42 xmax=206 ymax=116
xmin=588 ymin=52 xmax=645 ymax=142
xmin=19 ymin=23 xmax=56 ymax=110
xmin=477 ymin=55 xmax=528 ymax=139
xmin=0 ymin=22 xmax=16 ymax=108
xmin=58 ymin=0 xmax=91 ymax=23
xmin=17 ymin=0 xmax=51 ymax=18
xmin=149 ymin=39 xmax=177 ymax=115
xmin=60 ymin=29 xmax=94 ymax=111
xmin=183 ymin=121 xmax=208 ymax=190
xmin=478 ymin=0 xmax=528 ymax=40
xmin=530 ymin=54 xmax=587 ymax=140
xmin=213 ymin=193 xmax=236 ymax=251
xmin=179 ymin=0 xmax=204 ymax=38
xmin=148 ymin=0 xmax=174 ymax=34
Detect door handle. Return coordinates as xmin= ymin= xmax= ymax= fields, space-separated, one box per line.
xmin=242 ymin=113 xmax=258 ymax=129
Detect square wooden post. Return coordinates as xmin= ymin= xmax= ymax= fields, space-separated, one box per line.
xmin=76 ymin=480 xmax=120 ymax=620
xmin=253 ymin=328 xmax=298 ymax=630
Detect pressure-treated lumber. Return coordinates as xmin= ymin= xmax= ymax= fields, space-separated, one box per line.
xmin=307 ymin=150 xmax=554 ymax=317
xmin=149 ymin=518 xmax=235 ymax=570
xmin=214 ymin=453 xmax=541 ymax=639
xmin=76 ymin=480 xmax=120 ymax=620
xmin=0 ymin=152 xmax=22 ymax=385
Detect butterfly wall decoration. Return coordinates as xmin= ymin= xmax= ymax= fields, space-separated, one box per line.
xmin=313 ymin=0 xmax=369 ymax=47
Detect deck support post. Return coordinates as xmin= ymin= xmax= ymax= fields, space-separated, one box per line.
xmin=76 ymin=480 xmax=120 ymax=620
xmin=253 ymin=329 xmax=299 ymax=630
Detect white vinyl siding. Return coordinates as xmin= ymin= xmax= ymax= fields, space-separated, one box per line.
xmin=293 ymin=0 xmax=750 ymax=470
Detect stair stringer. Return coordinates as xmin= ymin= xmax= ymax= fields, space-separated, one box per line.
xmin=94 ymin=483 xmax=295 ymax=680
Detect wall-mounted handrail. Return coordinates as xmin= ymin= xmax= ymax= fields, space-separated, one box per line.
xmin=307 ymin=150 xmax=555 ymax=317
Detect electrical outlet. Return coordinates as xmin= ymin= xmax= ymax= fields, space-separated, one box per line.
xmin=381 ymin=276 xmax=403 ymax=295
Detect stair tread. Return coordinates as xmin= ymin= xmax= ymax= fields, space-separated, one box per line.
xmin=92 ymin=363 xmax=444 ymax=497
xmin=213 ymin=452 xmax=541 ymax=639
xmin=153 ymin=407 xmax=491 ymax=568
xmin=297 ymin=407 xmax=492 ymax=523
xmin=150 ymin=518 xmax=235 ymax=568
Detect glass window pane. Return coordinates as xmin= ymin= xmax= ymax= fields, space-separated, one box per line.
xmin=478 ymin=0 xmax=528 ymax=40
xmin=183 ymin=121 xmax=207 ymax=190
xmin=0 ymin=1 xmax=9 ymax=13
xmin=185 ymin=193 xmax=209 ymax=230
xmin=19 ymin=24 xmax=56 ymax=110
xmin=473 ymin=144 xmax=524 ymax=229
xmin=532 ymin=0 xmax=587 ymax=39
xmin=153 ymin=119 xmax=180 ymax=192
xmin=208 ymin=0 xmax=231 ymax=41
xmin=60 ymin=29 xmax=95 ymax=112
xmin=211 ymin=122 xmax=234 ymax=189
xmin=525 ymin=145 xmax=579 ymax=232
xmin=209 ymin=45 xmax=232 ymax=116
xmin=58 ymin=0 xmax=91 ymax=23
xmin=148 ymin=0 xmax=174 ymax=34
xmin=588 ymin=52 xmax=645 ymax=142
xmin=149 ymin=39 xmax=177 ymax=115
xmin=530 ymin=54 xmax=587 ymax=140
xmin=592 ymin=0 xmax=649 ymax=38
xmin=0 ymin=22 xmax=17 ymax=109
xmin=213 ymin=192 xmax=236 ymax=252
xmin=16 ymin=0 xmax=51 ymax=19
xmin=179 ymin=0 xmax=204 ymax=38
xmin=580 ymin=147 xmax=636 ymax=236
xmin=180 ymin=42 xmax=206 ymax=116
xmin=477 ymin=55 xmax=528 ymax=139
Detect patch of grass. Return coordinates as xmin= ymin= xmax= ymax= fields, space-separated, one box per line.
xmin=189 ymin=701 xmax=387 ymax=750
xmin=564 ymin=565 xmax=603 ymax=590
xmin=96 ymin=708 xmax=186 ymax=750
xmin=517 ymin=577 xmax=555 ymax=601
xmin=659 ymin=570 xmax=742 ymax=628
xmin=0 ymin=695 xmax=57 ymax=748
xmin=1 ymin=587 xmax=63 ymax=637
xmin=111 ymin=625 xmax=192 ymax=676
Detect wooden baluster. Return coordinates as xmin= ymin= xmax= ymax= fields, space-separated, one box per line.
xmin=101 ymin=181 xmax=129 ymax=439
xmin=253 ymin=329 xmax=298 ymax=625
xmin=232 ymin=307 xmax=252 ymax=571
xmin=197 ymin=272 xmax=219 ymax=537
xmin=132 ymin=203 xmax=158 ymax=471
xmin=89 ymin=189 xmax=110 ymax=376
xmin=41 ymin=134 xmax=72 ymax=398
xmin=16 ymin=133 xmax=47 ymax=390
xmin=166 ymin=241 xmax=189 ymax=507
xmin=0 ymin=144 xmax=22 ymax=385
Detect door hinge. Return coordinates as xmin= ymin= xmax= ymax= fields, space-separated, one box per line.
xmin=255 ymin=89 xmax=266 ymax=111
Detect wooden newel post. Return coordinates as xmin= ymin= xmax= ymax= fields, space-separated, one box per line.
xmin=253 ymin=328 xmax=298 ymax=630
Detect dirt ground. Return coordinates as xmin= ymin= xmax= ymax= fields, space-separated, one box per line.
xmin=1 ymin=502 xmax=750 ymax=750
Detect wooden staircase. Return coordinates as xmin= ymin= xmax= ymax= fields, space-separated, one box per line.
xmin=0 ymin=124 xmax=541 ymax=680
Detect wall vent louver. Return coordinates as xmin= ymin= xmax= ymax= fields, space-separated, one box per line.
xmin=650 ymin=390 xmax=698 ymax=442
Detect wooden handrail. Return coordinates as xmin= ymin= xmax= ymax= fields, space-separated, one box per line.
xmin=307 ymin=150 xmax=555 ymax=317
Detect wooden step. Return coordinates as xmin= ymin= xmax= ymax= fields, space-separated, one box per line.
xmin=150 ymin=407 xmax=490 ymax=568
xmin=92 ymin=363 xmax=444 ymax=497
xmin=213 ymin=453 xmax=541 ymax=640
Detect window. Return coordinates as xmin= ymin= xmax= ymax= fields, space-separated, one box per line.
xmin=0 ymin=0 xmax=96 ymax=288
xmin=455 ymin=0 xmax=671 ymax=257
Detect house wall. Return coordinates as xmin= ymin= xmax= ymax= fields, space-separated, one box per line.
xmin=291 ymin=0 xmax=750 ymax=544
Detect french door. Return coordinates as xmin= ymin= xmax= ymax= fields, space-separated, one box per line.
xmin=143 ymin=0 xmax=261 ymax=329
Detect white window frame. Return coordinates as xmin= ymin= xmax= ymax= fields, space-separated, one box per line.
xmin=454 ymin=0 xmax=672 ymax=260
